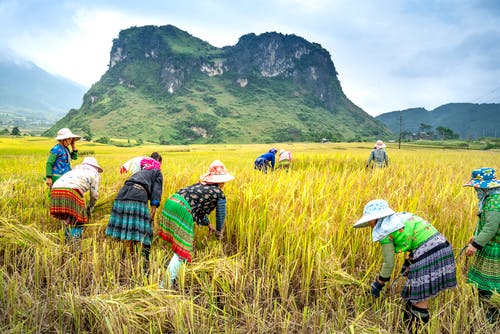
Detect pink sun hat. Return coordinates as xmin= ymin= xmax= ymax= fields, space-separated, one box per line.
xmin=374 ymin=140 xmax=386 ymax=149
xmin=200 ymin=160 xmax=235 ymax=184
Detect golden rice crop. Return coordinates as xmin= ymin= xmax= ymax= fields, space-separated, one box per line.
xmin=0 ymin=136 xmax=498 ymax=333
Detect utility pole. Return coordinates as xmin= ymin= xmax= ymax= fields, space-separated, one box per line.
xmin=398 ymin=110 xmax=402 ymax=149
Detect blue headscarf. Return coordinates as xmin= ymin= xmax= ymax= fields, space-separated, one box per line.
xmin=372 ymin=212 xmax=413 ymax=242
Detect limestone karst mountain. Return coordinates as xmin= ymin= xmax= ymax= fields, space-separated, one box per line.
xmin=44 ymin=25 xmax=391 ymax=143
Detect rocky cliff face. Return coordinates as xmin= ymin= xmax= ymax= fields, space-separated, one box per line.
xmin=104 ymin=27 xmax=342 ymax=110
xmin=45 ymin=25 xmax=391 ymax=144
xmin=224 ymin=32 xmax=343 ymax=110
xmin=104 ymin=25 xmax=213 ymax=97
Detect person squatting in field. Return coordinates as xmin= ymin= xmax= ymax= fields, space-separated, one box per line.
xmin=49 ymin=157 xmax=103 ymax=241
xmin=45 ymin=128 xmax=81 ymax=188
xmin=254 ymin=148 xmax=277 ymax=173
xmin=119 ymin=152 xmax=162 ymax=175
xmin=463 ymin=167 xmax=500 ymax=324
xmin=354 ymin=199 xmax=457 ymax=332
xmin=366 ymin=140 xmax=389 ymax=169
xmin=277 ymin=148 xmax=292 ymax=171
xmin=105 ymin=153 xmax=163 ymax=273
xmin=158 ymin=160 xmax=234 ymax=288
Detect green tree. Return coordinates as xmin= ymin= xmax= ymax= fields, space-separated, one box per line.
xmin=436 ymin=126 xmax=459 ymax=140
xmin=82 ymin=125 xmax=93 ymax=141
xmin=159 ymin=135 xmax=169 ymax=145
xmin=96 ymin=136 xmax=110 ymax=144
xmin=419 ymin=123 xmax=432 ymax=133
xmin=400 ymin=130 xmax=413 ymax=141
xmin=11 ymin=127 xmax=20 ymax=136
xmin=418 ymin=123 xmax=433 ymax=139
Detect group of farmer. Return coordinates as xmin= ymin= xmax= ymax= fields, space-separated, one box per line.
xmin=45 ymin=128 xmax=499 ymax=330
xmin=252 ymin=139 xmax=389 ymax=172
xmin=46 ymin=128 xmax=234 ymax=288
xmin=254 ymin=147 xmax=293 ymax=173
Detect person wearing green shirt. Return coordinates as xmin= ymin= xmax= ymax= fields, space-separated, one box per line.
xmin=45 ymin=128 xmax=80 ymax=187
xmin=354 ymin=199 xmax=457 ymax=331
xmin=463 ymin=167 xmax=500 ymax=324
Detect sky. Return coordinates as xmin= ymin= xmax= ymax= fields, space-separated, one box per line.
xmin=1 ymin=0 xmax=500 ymax=116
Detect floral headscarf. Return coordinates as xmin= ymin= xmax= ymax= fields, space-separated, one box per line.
xmin=475 ymin=187 xmax=500 ymax=214
xmin=140 ymin=157 xmax=161 ymax=171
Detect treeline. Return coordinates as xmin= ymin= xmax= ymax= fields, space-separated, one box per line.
xmin=399 ymin=123 xmax=460 ymax=141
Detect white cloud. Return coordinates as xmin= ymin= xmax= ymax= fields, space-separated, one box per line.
xmin=1 ymin=0 xmax=499 ymax=115
xmin=6 ymin=7 xmax=165 ymax=86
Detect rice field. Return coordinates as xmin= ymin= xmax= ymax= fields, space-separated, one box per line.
xmin=0 ymin=136 xmax=498 ymax=333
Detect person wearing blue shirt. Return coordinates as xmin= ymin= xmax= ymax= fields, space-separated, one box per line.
xmin=254 ymin=148 xmax=277 ymax=173
xmin=45 ymin=128 xmax=81 ymax=188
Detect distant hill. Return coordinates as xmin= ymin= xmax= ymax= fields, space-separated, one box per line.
xmin=44 ymin=25 xmax=391 ymax=144
xmin=0 ymin=48 xmax=86 ymax=134
xmin=375 ymin=103 xmax=500 ymax=139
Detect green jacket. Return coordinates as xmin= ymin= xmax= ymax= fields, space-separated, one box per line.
xmin=378 ymin=214 xmax=438 ymax=279
xmin=472 ymin=193 xmax=500 ymax=249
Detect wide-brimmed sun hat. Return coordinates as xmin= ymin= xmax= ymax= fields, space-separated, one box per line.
xmin=464 ymin=167 xmax=500 ymax=189
xmin=354 ymin=199 xmax=395 ymax=228
xmin=374 ymin=140 xmax=386 ymax=149
xmin=55 ymin=128 xmax=81 ymax=141
xmin=200 ymin=160 xmax=235 ymax=184
xmin=82 ymin=157 xmax=103 ymax=173
xmin=269 ymin=148 xmax=278 ymax=154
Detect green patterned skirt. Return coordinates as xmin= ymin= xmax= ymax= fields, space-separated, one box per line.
xmin=158 ymin=194 xmax=194 ymax=262
xmin=468 ymin=243 xmax=500 ymax=292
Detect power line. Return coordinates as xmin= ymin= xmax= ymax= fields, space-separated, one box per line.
xmin=471 ymin=85 xmax=500 ymax=103
xmin=483 ymin=93 xmax=500 ymax=104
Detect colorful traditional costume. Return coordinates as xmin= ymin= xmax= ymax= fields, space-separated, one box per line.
xmin=50 ymin=157 xmax=102 ymax=240
xmin=159 ymin=183 xmax=226 ymax=262
xmin=45 ymin=128 xmax=80 ymax=184
xmin=159 ymin=160 xmax=234 ymax=287
xmin=354 ymin=199 xmax=456 ymax=329
xmin=464 ymin=167 xmax=500 ymax=324
xmin=106 ymin=167 xmax=163 ymax=246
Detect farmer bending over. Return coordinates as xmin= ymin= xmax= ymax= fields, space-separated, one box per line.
xmin=354 ymin=199 xmax=457 ymax=332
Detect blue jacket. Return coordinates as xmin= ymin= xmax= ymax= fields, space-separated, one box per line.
xmin=255 ymin=152 xmax=276 ymax=168
xmin=46 ymin=143 xmax=78 ymax=178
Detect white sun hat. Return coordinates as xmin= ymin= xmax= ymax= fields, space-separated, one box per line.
xmin=354 ymin=199 xmax=395 ymax=228
xmin=55 ymin=128 xmax=81 ymax=141
xmin=82 ymin=157 xmax=103 ymax=173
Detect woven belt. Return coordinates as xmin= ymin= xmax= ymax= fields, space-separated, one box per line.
xmin=132 ymin=183 xmax=147 ymax=192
